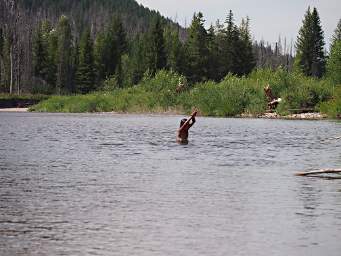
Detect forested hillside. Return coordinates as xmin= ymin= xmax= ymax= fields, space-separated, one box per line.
xmin=16 ymin=0 xmax=178 ymax=36
xmin=0 ymin=0 xmax=183 ymax=93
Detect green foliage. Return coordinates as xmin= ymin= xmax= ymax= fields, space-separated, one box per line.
xmin=238 ymin=17 xmax=256 ymax=75
xmin=17 ymin=0 xmax=174 ymax=38
xmin=164 ymin=26 xmax=184 ymax=73
xmin=75 ymin=28 xmax=96 ymax=93
xmin=139 ymin=69 xmax=184 ymax=109
xmin=94 ymin=32 xmax=107 ymax=83
xmin=296 ymin=7 xmax=326 ymax=78
xmin=248 ymin=68 xmax=333 ymax=114
xmin=32 ymin=21 xmax=50 ymax=80
xmin=145 ymin=17 xmax=167 ymax=75
xmin=0 ymin=32 xmax=11 ymax=92
xmin=0 ymin=28 xmax=4 ymax=88
xmin=56 ymin=15 xmax=73 ymax=94
xmin=189 ymin=74 xmax=267 ymax=116
xmin=140 ymin=69 xmax=182 ymax=92
xmin=0 ymin=28 xmax=3 ymax=55
xmin=331 ymin=19 xmax=341 ymax=44
xmin=223 ymin=10 xmax=243 ymax=76
xmin=31 ymin=69 xmax=336 ymax=117
xmin=31 ymin=20 xmax=58 ymax=94
xmin=320 ymin=87 xmax=341 ymax=118
xmin=102 ymin=76 xmax=119 ymax=91
xmin=32 ymin=70 xmax=183 ymax=113
xmin=104 ymin=16 xmax=127 ymax=81
xmin=185 ymin=12 xmax=209 ymax=82
xmin=203 ymin=11 xmax=256 ymax=81
xmin=191 ymin=80 xmax=245 ymax=116
xmin=326 ymin=41 xmax=341 ymax=85
xmin=326 ymin=20 xmax=341 ymax=85
xmin=123 ymin=35 xmax=148 ymax=86
xmin=206 ymin=25 xmax=220 ymax=81
xmin=46 ymin=28 xmax=58 ymax=88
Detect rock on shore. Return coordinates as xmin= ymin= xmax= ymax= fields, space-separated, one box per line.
xmin=260 ymin=112 xmax=327 ymax=120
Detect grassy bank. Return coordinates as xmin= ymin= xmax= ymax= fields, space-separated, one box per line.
xmin=31 ymin=69 xmax=339 ymax=118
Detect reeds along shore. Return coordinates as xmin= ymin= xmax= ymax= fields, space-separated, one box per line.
xmin=23 ymin=69 xmax=341 ymax=118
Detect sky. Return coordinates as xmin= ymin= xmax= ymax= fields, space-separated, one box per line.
xmin=136 ymin=0 xmax=340 ymax=50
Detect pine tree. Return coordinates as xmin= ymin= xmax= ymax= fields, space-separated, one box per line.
xmin=326 ymin=19 xmax=341 ymax=85
xmin=331 ymin=19 xmax=341 ymax=45
xmin=145 ymin=17 xmax=167 ymax=75
xmin=56 ymin=15 xmax=73 ymax=94
xmin=129 ymin=34 xmax=148 ymax=84
xmin=1 ymin=33 xmax=11 ymax=92
xmin=0 ymin=28 xmax=3 ymax=87
xmin=94 ymin=32 xmax=107 ymax=82
xmin=207 ymin=25 xmax=220 ymax=81
xmin=223 ymin=10 xmax=241 ymax=76
xmin=75 ymin=28 xmax=95 ymax=93
xmin=213 ymin=21 xmax=227 ymax=80
xmin=296 ymin=7 xmax=325 ymax=77
xmin=0 ymin=28 xmax=3 ymax=57
xmin=32 ymin=22 xmax=49 ymax=81
xmin=239 ymin=17 xmax=256 ymax=75
xmin=46 ymin=29 xmax=58 ymax=88
xmin=100 ymin=16 xmax=127 ymax=86
xmin=164 ymin=26 xmax=184 ymax=74
xmin=185 ymin=12 xmax=209 ymax=82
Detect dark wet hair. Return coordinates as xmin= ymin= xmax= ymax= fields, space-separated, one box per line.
xmin=180 ymin=118 xmax=187 ymax=127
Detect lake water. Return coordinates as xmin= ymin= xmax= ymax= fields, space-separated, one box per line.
xmin=0 ymin=112 xmax=340 ymax=256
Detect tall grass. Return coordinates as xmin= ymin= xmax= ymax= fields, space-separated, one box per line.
xmin=320 ymin=87 xmax=341 ymax=119
xmin=31 ymin=68 xmax=337 ymax=118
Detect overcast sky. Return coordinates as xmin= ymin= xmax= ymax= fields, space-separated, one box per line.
xmin=136 ymin=0 xmax=340 ymax=49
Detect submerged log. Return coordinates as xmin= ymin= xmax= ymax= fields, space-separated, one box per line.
xmin=295 ymin=169 xmax=341 ymax=176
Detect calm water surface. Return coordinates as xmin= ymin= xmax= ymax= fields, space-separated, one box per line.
xmin=0 ymin=112 xmax=340 ymax=256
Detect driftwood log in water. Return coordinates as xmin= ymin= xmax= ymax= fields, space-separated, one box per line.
xmin=295 ymin=169 xmax=341 ymax=176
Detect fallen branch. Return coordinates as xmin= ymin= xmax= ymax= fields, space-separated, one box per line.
xmin=295 ymin=169 xmax=341 ymax=176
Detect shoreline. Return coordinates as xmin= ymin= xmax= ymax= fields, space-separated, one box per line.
xmin=241 ymin=112 xmax=328 ymax=120
xmin=0 ymin=108 xmax=29 ymax=112
xmin=0 ymin=108 xmax=333 ymax=120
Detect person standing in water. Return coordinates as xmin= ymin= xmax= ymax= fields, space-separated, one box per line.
xmin=176 ymin=111 xmax=197 ymax=144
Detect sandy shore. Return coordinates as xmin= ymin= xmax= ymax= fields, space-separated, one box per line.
xmin=261 ymin=112 xmax=327 ymax=120
xmin=0 ymin=108 xmax=29 ymax=112
xmin=241 ymin=112 xmax=328 ymax=120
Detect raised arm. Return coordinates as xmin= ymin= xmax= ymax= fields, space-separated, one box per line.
xmin=179 ymin=111 xmax=197 ymax=132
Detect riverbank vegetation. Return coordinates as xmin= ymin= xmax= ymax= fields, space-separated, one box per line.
xmin=31 ymin=69 xmax=337 ymax=118
xmin=1 ymin=3 xmax=340 ymax=118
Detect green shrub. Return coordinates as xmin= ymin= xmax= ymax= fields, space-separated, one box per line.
xmin=102 ymin=76 xmax=119 ymax=92
xmin=30 ymin=68 xmax=338 ymax=118
xmin=320 ymin=87 xmax=341 ymax=118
